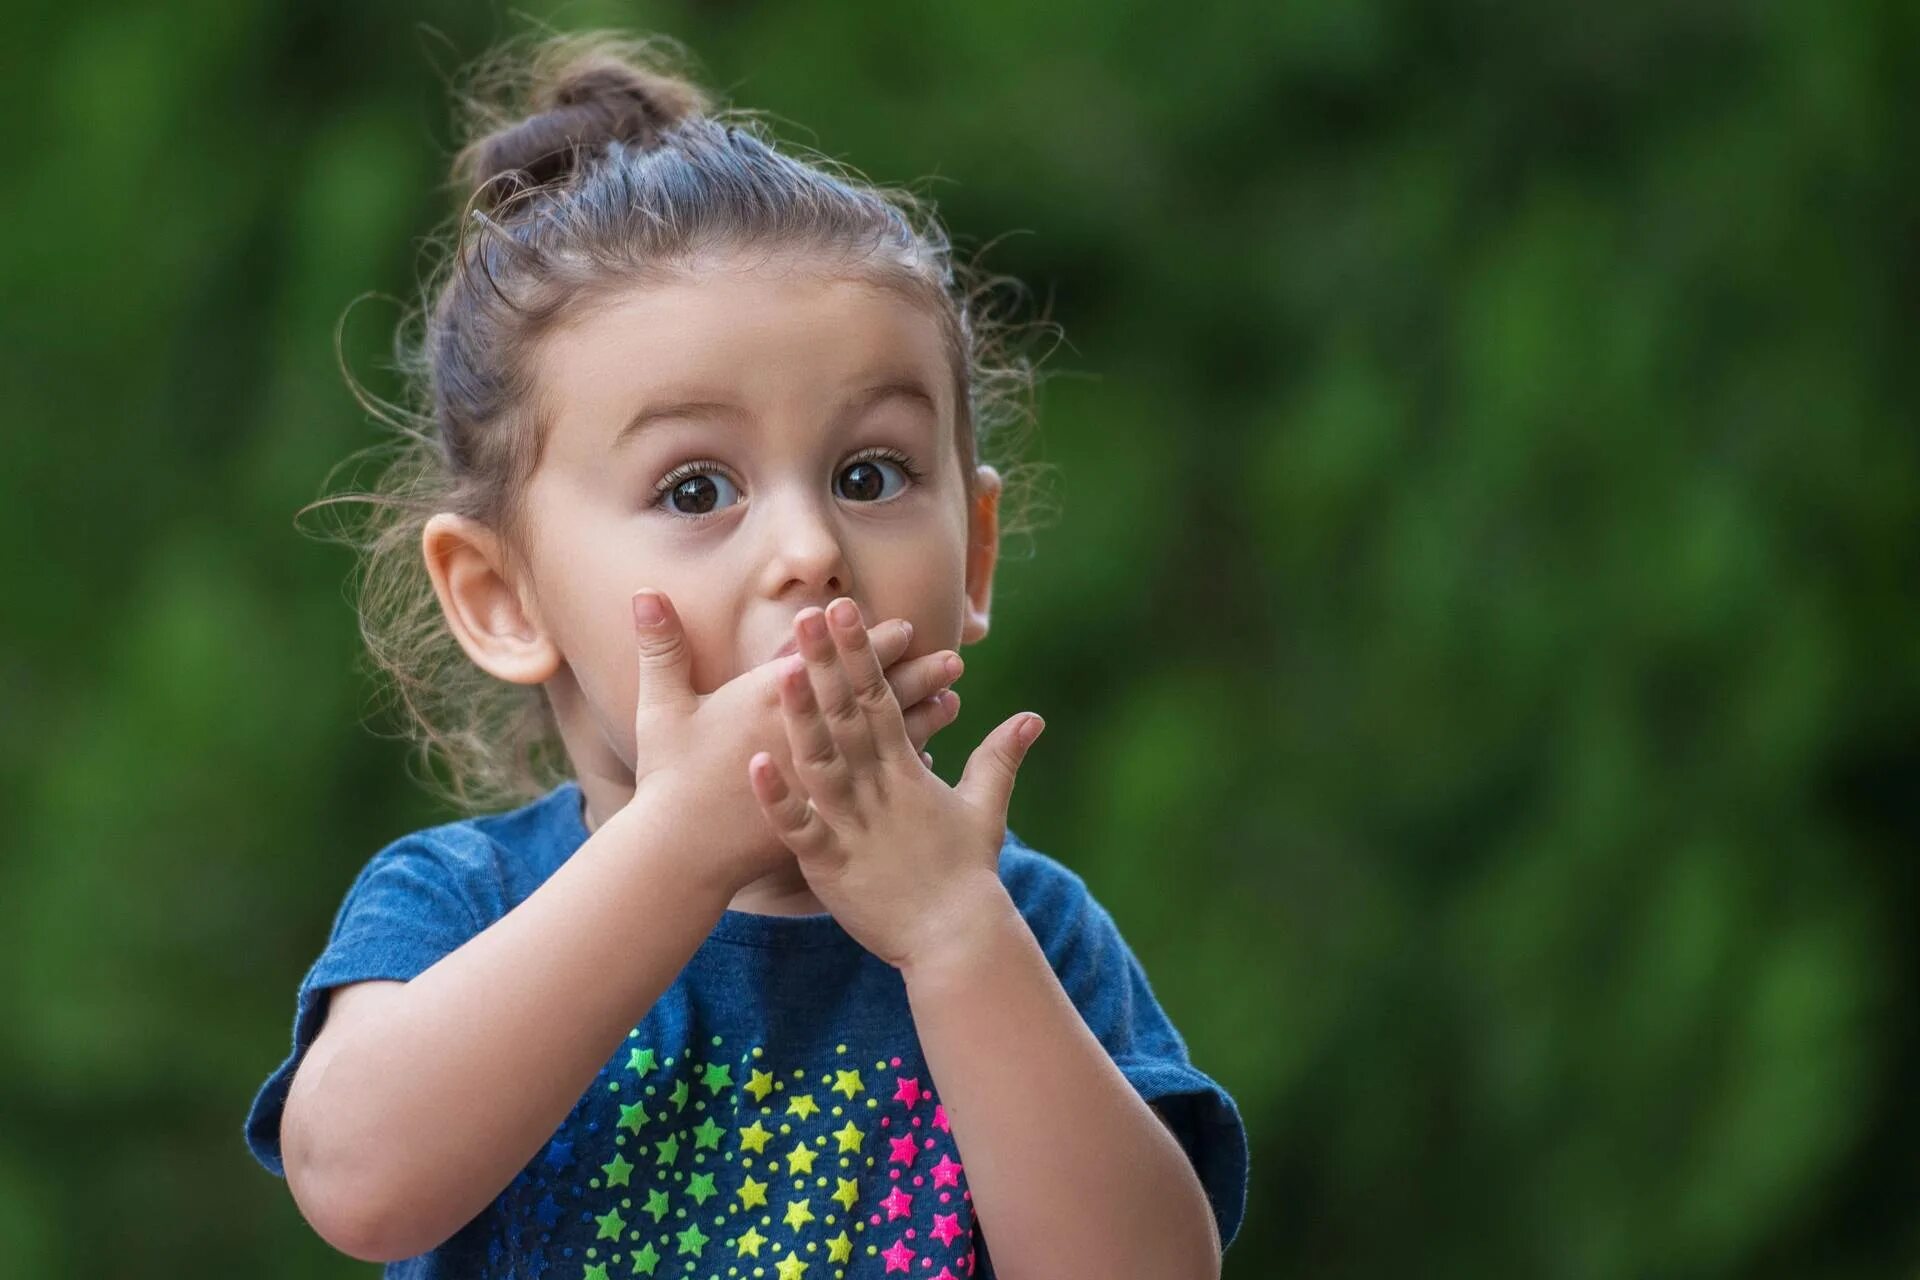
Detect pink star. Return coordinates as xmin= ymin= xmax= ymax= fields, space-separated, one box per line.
xmin=894 ymin=1076 xmax=923 ymax=1107
xmin=881 ymin=1185 xmax=914 ymax=1220
xmin=933 ymin=1271 xmax=958 ymax=1280
xmin=883 ymin=1237 xmax=918 ymax=1273
xmin=889 ymin=1133 xmax=920 ymax=1166
xmin=929 ymin=1212 xmax=964 ymax=1246
xmin=929 ymin=1154 xmax=963 ymax=1187
xmin=933 ymin=1103 xmax=950 ymax=1132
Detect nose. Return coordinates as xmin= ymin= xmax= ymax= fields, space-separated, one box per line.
xmin=757 ymin=485 xmax=851 ymax=600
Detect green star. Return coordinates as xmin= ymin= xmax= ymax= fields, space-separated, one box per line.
xmin=594 ymin=1207 xmax=626 ymax=1240
xmin=669 ymin=1078 xmax=690 ymax=1111
xmin=686 ymin=1171 xmax=718 ymax=1205
xmin=582 ymin=1264 xmax=609 ymax=1280
xmin=641 ymin=1188 xmax=670 ymax=1222
xmin=627 ymin=1046 xmax=658 ymax=1076
xmin=617 ymin=1100 xmax=649 ymax=1134
xmin=691 ymin=1116 xmax=726 ymax=1150
xmin=674 ymin=1221 xmax=709 ymax=1257
xmin=601 ymin=1153 xmax=634 ymax=1187
xmin=700 ymin=1061 xmax=733 ymax=1094
xmin=630 ymin=1240 xmax=661 ymax=1275
xmin=652 ymin=1132 xmax=680 ymax=1165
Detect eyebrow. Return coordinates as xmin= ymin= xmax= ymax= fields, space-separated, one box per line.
xmin=611 ymin=378 xmax=939 ymax=452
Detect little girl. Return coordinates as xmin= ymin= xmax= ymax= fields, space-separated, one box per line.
xmin=245 ymin=29 xmax=1248 ymax=1279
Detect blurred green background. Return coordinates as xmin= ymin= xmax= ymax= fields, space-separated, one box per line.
xmin=4 ymin=0 xmax=1917 ymax=1275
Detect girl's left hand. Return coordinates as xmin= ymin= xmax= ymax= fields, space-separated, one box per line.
xmin=746 ymin=596 xmax=1045 ymax=971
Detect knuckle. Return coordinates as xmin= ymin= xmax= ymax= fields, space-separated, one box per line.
xmin=641 ymin=631 xmax=685 ymax=662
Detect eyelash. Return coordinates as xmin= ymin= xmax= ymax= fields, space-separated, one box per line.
xmin=650 ymin=446 xmax=926 ymax=520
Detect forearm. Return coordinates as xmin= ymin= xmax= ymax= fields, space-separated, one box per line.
xmin=285 ymin=794 xmax=733 ymax=1260
xmin=901 ymin=875 xmax=1221 ymax=1280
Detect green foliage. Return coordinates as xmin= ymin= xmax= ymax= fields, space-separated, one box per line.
xmin=2 ymin=0 xmax=1915 ymax=1274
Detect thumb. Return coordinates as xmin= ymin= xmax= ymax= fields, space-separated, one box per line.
xmin=955 ymin=713 xmax=1044 ymax=817
xmin=632 ymin=589 xmax=694 ymax=712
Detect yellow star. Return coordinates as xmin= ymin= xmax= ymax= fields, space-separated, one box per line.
xmin=782 ymin=1198 xmax=815 ymax=1231
xmin=737 ymin=1119 xmax=773 ymax=1154
xmin=831 ymin=1121 xmax=864 ymax=1154
xmin=775 ymin=1251 xmax=809 ymax=1280
xmin=744 ymin=1068 xmax=776 ymax=1102
xmin=734 ymin=1224 xmax=768 ymax=1258
xmin=831 ymin=1068 xmax=864 ymax=1099
xmin=825 ymin=1230 xmax=854 ymax=1263
xmin=785 ymin=1093 xmax=819 ymax=1120
xmin=831 ymin=1177 xmax=859 ymax=1211
xmin=737 ymin=1175 xmax=769 ymax=1210
xmin=784 ymin=1143 xmax=817 ymax=1175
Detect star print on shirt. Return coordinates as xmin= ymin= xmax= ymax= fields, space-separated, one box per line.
xmin=550 ymin=1040 xmax=977 ymax=1280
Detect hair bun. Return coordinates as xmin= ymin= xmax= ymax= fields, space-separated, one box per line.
xmin=452 ymin=33 xmax=713 ymax=212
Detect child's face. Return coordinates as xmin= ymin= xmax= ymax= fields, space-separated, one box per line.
xmin=425 ymin=258 xmax=999 ymax=788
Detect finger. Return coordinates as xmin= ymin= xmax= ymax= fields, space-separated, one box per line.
xmin=956 ymin=712 xmax=1044 ymax=817
xmin=796 ymin=604 xmax=876 ymax=771
xmin=885 ymin=650 xmax=963 ymax=716
xmin=826 ymin=597 xmax=916 ymax=766
xmin=747 ymin=617 xmax=909 ymax=716
xmin=777 ymin=653 xmax=854 ymax=810
xmin=901 ymin=689 xmax=960 ymax=755
xmin=632 ymin=589 xmax=694 ymax=713
xmin=747 ymin=751 xmax=834 ymax=859
xmin=870 ymin=618 xmax=914 ymax=669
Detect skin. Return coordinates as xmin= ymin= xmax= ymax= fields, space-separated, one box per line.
xmin=420 ymin=255 xmax=1003 ymax=916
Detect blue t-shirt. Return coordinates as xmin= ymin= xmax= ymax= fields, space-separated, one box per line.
xmin=245 ymin=779 xmax=1248 ymax=1278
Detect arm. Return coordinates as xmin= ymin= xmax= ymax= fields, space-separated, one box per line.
xmin=901 ymin=875 xmax=1222 ymax=1280
xmin=280 ymin=796 xmax=733 ymax=1263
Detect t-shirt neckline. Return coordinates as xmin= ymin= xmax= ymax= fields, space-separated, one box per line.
xmin=551 ymin=778 xmax=860 ymax=950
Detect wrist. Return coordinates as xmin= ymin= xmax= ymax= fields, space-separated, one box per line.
xmin=899 ymin=870 xmax=1020 ymax=986
xmin=607 ymin=778 xmax=741 ymax=910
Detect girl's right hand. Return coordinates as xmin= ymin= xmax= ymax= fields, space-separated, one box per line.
xmin=622 ymin=588 xmax=965 ymax=897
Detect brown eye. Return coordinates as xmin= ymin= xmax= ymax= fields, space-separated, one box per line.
xmin=836 ymin=456 xmax=911 ymax=502
xmin=654 ymin=466 xmax=741 ymax=519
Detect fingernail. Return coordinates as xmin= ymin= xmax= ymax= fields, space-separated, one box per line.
xmin=944 ymin=655 xmax=963 ymax=681
xmin=829 ymin=599 xmax=860 ymax=627
xmin=1018 ymin=714 xmax=1044 ymax=745
xmin=633 ymin=591 xmax=665 ymax=628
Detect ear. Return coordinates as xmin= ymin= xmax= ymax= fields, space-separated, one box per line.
xmin=421 ymin=513 xmax=562 ymax=685
xmin=960 ymin=465 xmax=1001 ymax=645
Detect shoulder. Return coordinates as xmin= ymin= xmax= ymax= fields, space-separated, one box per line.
xmin=334 ymin=782 xmax=577 ymax=933
xmin=995 ymin=827 xmax=1096 ymax=923
xmin=330 ymin=790 xmax=556 ymax=932
xmin=994 ymin=827 xmax=1124 ymax=965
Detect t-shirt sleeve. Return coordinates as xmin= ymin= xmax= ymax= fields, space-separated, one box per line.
xmin=1003 ymin=835 xmax=1251 ymax=1254
xmin=242 ymin=834 xmax=489 ymax=1178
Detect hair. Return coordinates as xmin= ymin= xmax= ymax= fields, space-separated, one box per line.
xmin=297 ymin=27 xmax=1060 ymax=816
